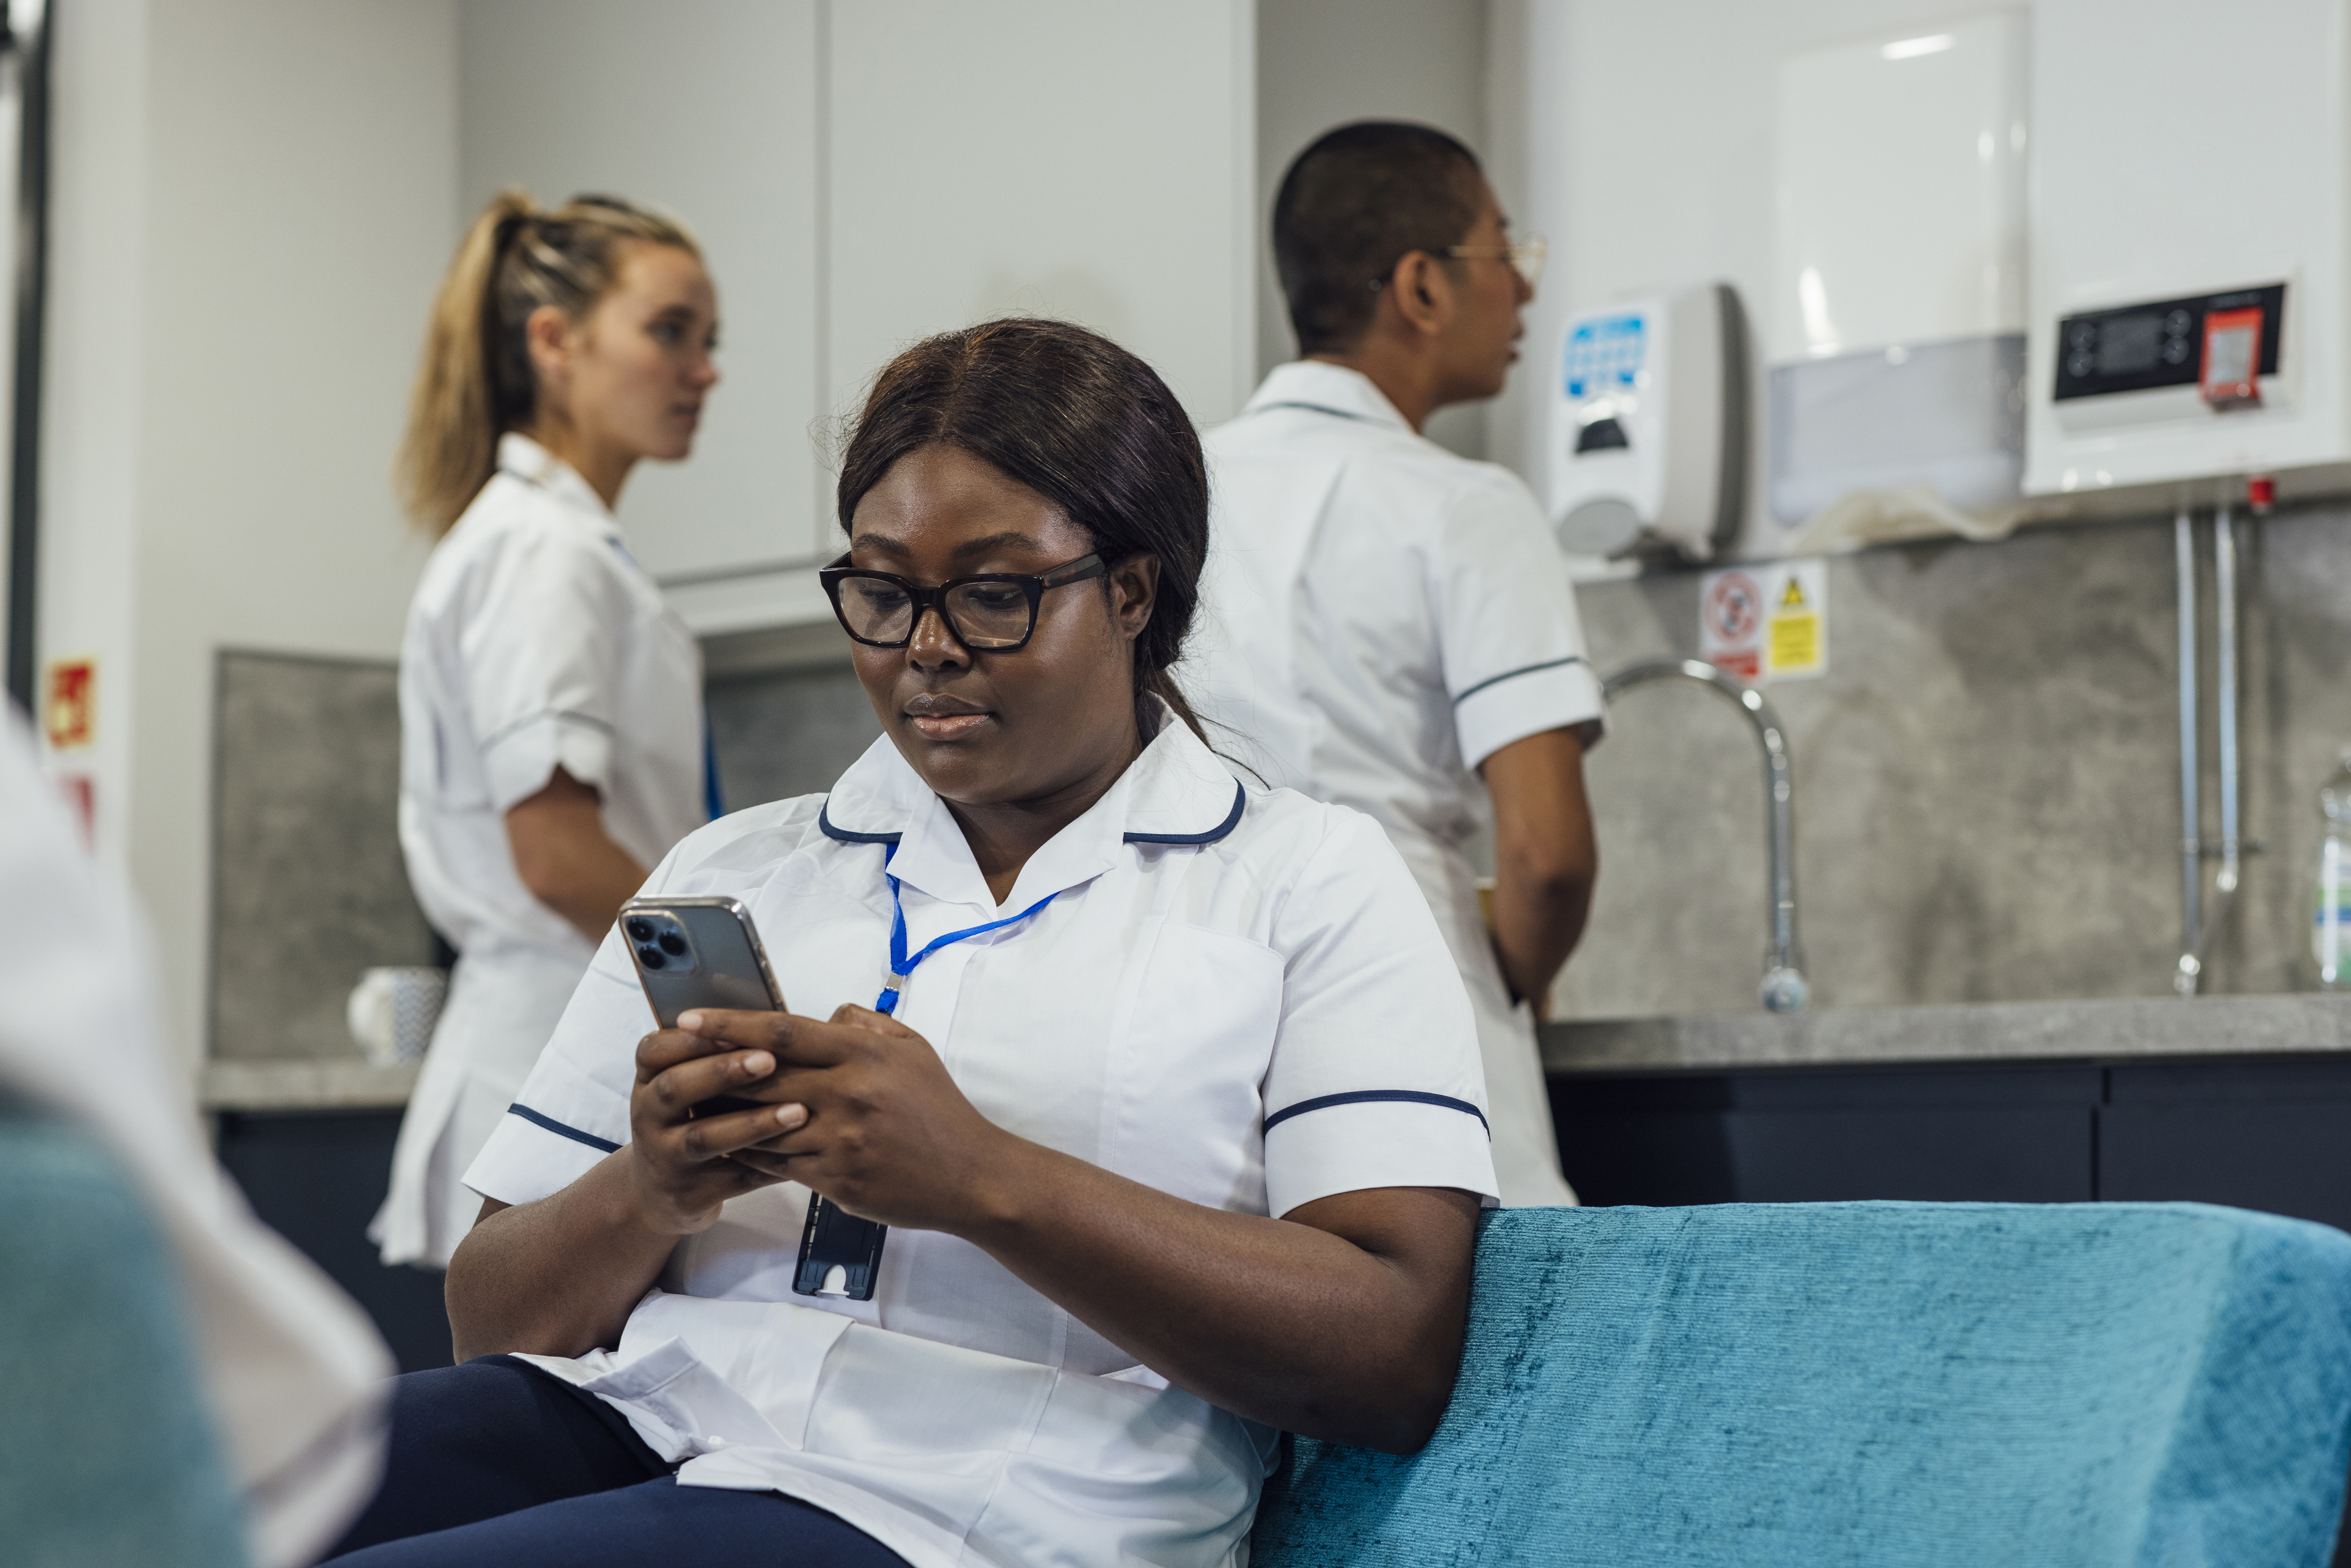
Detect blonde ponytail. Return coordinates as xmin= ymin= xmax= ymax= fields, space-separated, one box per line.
xmin=396 ymin=190 xmax=701 ymax=533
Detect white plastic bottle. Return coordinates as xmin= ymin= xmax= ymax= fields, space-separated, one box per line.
xmin=2316 ymin=747 xmax=2351 ymax=989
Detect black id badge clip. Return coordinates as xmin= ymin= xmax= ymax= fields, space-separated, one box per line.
xmin=793 ymin=1194 xmax=887 ymax=1301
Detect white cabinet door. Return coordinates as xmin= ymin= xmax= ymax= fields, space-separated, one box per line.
xmin=826 ymin=0 xmax=1256 ymax=437
xmin=459 ymin=0 xmax=1253 ymax=629
xmin=461 ymin=0 xmax=829 ymax=581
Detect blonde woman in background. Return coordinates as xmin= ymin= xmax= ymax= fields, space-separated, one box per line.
xmin=372 ymin=192 xmax=722 ymax=1272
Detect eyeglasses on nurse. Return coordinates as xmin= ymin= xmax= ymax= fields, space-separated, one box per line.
xmin=820 ymin=551 xmax=1107 ymax=651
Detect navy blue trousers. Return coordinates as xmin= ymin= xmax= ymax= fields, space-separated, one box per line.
xmin=323 ymin=1356 xmax=911 ymax=1567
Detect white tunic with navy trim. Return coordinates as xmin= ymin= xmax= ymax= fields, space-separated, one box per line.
xmin=378 ymin=432 xmax=711 ymax=1269
xmin=1184 ymin=360 xmax=1606 ymax=1208
xmin=462 ymin=708 xmax=1497 ymax=1568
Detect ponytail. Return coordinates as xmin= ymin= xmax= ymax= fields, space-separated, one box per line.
xmin=395 ymin=190 xmax=700 ymax=533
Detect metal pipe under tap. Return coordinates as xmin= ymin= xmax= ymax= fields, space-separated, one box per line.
xmin=2175 ymin=506 xmax=2201 ymax=981
xmin=2215 ymin=502 xmax=2242 ymax=902
xmin=1602 ymin=658 xmax=1808 ymax=1012
xmin=2176 ymin=496 xmax=2251 ymax=998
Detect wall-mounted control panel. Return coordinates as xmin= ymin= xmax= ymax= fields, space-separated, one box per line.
xmin=2052 ymin=284 xmax=2284 ymax=402
xmin=2027 ymin=1 xmax=2351 ymax=501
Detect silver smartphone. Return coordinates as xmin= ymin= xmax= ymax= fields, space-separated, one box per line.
xmin=620 ymin=895 xmax=787 ymax=1030
xmin=617 ymin=894 xmax=887 ymax=1301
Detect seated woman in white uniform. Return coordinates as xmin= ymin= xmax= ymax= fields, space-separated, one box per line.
xmin=326 ymin=319 xmax=1499 ymax=1567
xmin=375 ymin=192 xmax=722 ymax=1270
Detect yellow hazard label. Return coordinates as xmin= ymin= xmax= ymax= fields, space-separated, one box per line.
xmin=1769 ymin=613 xmax=1819 ymax=672
xmin=1779 ymin=577 xmax=1808 ymax=609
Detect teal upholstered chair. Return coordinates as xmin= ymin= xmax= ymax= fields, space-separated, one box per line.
xmin=0 ymin=1100 xmax=249 ymax=1568
xmin=1256 ymin=1202 xmax=2351 ymax=1568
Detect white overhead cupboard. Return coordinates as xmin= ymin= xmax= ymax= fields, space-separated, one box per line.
xmin=460 ymin=0 xmax=1259 ymax=634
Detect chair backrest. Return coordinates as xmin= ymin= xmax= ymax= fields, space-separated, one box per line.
xmin=1253 ymin=1201 xmax=2351 ymax=1567
xmin=0 ymin=1103 xmax=249 ymax=1568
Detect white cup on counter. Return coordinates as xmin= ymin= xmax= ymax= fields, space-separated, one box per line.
xmin=346 ymin=966 xmax=450 ymax=1068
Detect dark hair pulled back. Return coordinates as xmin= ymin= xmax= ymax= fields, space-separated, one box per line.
xmin=1274 ymin=121 xmax=1483 ymax=356
xmin=835 ymin=318 xmax=1210 ymax=743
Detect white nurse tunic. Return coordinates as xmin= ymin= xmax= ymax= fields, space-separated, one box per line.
xmin=463 ymin=706 xmax=1499 ymax=1568
xmin=1184 ymin=360 xmax=1607 ymax=1209
xmin=375 ymin=433 xmax=710 ymax=1269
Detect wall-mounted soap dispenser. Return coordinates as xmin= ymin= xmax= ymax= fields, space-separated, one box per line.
xmin=1549 ymin=282 xmax=1749 ymax=564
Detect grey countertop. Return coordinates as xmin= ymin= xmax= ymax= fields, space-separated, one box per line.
xmin=202 ymin=992 xmax=2351 ymax=1108
xmin=1541 ymin=992 xmax=2351 ymax=1075
xmin=200 ymin=1058 xmax=420 ymax=1111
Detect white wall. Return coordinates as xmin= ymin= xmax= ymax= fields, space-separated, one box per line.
xmin=40 ymin=0 xmax=456 ymax=1064
xmin=461 ymin=0 xmax=1258 ymax=632
xmin=1255 ymin=0 xmax=1489 ymax=457
xmin=1486 ymin=0 xmax=2006 ymax=557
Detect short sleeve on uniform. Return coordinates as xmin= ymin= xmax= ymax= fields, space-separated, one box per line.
xmin=463 ymin=800 xmax=826 ymax=1209
xmin=1435 ymin=472 xmax=1607 ymax=771
xmin=1259 ymin=809 xmax=1499 ymax=1216
xmin=463 ymin=520 xmax=636 ymax=813
xmin=464 ymin=924 xmax=652 ymax=1206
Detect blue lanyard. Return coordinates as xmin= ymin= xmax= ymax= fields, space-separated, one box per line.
xmin=874 ymin=841 xmax=1059 ymax=1015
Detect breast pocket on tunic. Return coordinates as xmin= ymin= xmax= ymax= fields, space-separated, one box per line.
xmin=1101 ymin=921 xmax=1284 ymax=1216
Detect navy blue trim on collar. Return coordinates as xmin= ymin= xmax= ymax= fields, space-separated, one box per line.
xmin=1245 ymin=399 xmax=1381 ymax=425
xmin=818 ymin=798 xmax=902 ymax=845
xmin=1263 ymin=1089 xmax=1491 ymax=1137
xmin=1451 ymin=654 xmax=1589 ymax=707
xmin=822 ymin=778 xmax=1241 ymax=849
xmin=507 ymin=1103 xmax=621 ymax=1154
xmin=1124 ymin=779 xmax=1246 ymax=846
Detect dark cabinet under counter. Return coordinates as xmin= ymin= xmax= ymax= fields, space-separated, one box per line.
xmin=1548 ymin=1052 xmax=2351 ymax=1238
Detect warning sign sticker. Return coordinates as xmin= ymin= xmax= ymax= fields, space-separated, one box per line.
xmin=1699 ymin=570 xmax=1764 ymax=682
xmin=1698 ymin=559 xmax=1827 ymax=684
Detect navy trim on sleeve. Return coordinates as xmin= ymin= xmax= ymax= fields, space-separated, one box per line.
xmin=1124 ymin=779 xmax=1247 ymax=846
xmin=1450 ymin=655 xmax=1589 ymax=708
xmin=817 ymin=799 xmax=902 ymax=845
xmin=1262 ymin=1089 xmax=1491 ymax=1137
xmin=506 ymin=1103 xmax=622 ymax=1154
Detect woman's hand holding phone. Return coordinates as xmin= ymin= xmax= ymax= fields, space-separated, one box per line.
xmin=624 ymin=1025 xmax=810 ymax=1234
xmin=668 ymin=1003 xmax=1025 ymax=1236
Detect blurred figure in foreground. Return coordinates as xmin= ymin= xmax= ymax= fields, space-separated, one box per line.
xmin=375 ymin=192 xmax=722 ymax=1269
xmin=0 ymin=713 xmax=390 ymax=1566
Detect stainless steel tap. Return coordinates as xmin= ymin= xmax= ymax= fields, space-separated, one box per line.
xmin=1601 ymin=658 xmax=1808 ymax=1012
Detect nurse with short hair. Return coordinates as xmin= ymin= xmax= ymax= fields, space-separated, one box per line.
xmin=325 ymin=319 xmax=1497 ymax=1567
xmin=375 ymin=192 xmax=722 ymax=1270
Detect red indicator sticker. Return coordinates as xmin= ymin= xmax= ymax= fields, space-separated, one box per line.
xmin=2201 ymin=307 xmax=2263 ymax=407
xmin=44 ymin=658 xmax=94 ymax=750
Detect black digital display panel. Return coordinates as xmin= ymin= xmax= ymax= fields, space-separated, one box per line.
xmin=2053 ymin=282 xmax=2285 ymax=401
xmin=2096 ymin=313 xmax=2162 ymax=375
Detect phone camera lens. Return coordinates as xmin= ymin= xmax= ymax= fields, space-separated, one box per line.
xmin=624 ymin=918 xmax=653 ymax=942
xmin=637 ymin=944 xmax=667 ymax=970
xmin=657 ymin=931 xmax=688 ymax=956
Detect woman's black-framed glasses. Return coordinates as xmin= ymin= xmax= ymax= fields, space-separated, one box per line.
xmin=819 ymin=552 xmax=1107 ymax=652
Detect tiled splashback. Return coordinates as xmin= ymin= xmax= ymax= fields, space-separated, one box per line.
xmin=211 ymin=503 xmax=2351 ymax=1058
xmin=1556 ymin=506 xmax=2351 ymax=1019
xmin=707 ymin=658 xmax=883 ymax=814
xmin=211 ymin=651 xmax=438 ymax=1060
